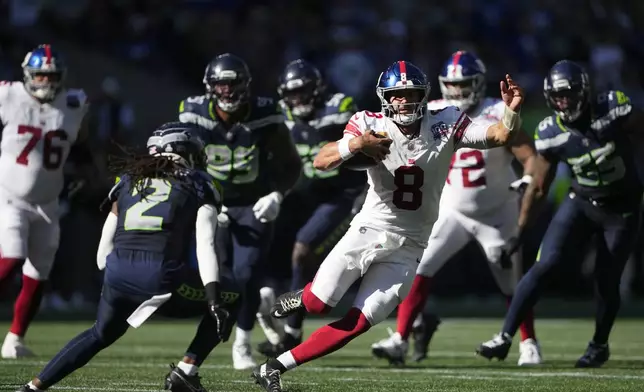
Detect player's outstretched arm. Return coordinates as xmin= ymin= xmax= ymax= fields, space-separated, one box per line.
xmin=314 ymin=131 xmax=392 ymax=171
xmin=96 ymin=202 xmax=118 ymax=270
xmin=508 ymin=130 xmax=538 ymax=186
xmin=517 ymin=154 xmax=558 ymax=231
xmin=195 ymin=204 xmax=220 ymax=287
xmin=486 ymin=74 xmax=524 ymax=147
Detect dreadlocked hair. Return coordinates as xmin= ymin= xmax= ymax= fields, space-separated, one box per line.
xmin=108 ymin=143 xmax=192 ymax=196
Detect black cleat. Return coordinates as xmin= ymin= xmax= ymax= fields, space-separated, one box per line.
xmin=575 ymin=342 xmax=610 ymax=368
xmin=251 ymin=362 xmax=283 ymax=392
xmin=271 ymin=289 xmax=304 ymax=319
xmin=164 ymin=363 xmax=207 ymax=392
xmin=476 ymin=333 xmax=512 ymax=361
xmin=411 ymin=313 xmax=441 ymax=362
xmin=256 ymin=333 xmax=302 ymax=358
xmin=16 ymin=385 xmax=36 ymax=392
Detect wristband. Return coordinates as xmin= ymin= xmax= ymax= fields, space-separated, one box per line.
xmin=502 ymin=105 xmax=522 ymax=132
xmin=521 ymin=174 xmax=533 ymax=184
xmin=338 ymin=138 xmax=355 ymax=161
xmin=205 ymin=282 xmax=221 ymax=304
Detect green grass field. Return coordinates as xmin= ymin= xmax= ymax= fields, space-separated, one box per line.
xmin=1 ymin=318 xmax=643 ymax=392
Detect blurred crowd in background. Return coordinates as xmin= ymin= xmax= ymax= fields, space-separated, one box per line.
xmin=0 ymin=0 xmax=643 ymax=313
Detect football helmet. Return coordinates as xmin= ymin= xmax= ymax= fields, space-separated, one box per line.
xmin=21 ymin=44 xmax=66 ymax=101
xmin=147 ymin=122 xmax=207 ymax=170
xmin=543 ymin=60 xmax=590 ymax=123
xmin=376 ymin=60 xmax=430 ymax=126
xmin=438 ymin=51 xmax=486 ymax=112
xmin=277 ymin=59 xmax=325 ymax=118
xmin=203 ymin=53 xmax=251 ymax=113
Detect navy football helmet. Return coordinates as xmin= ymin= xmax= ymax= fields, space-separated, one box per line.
xmin=21 ymin=44 xmax=66 ymax=101
xmin=376 ymin=61 xmax=430 ymax=126
xmin=543 ymin=60 xmax=590 ymax=123
xmin=203 ymin=53 xmax=251 ymax=113
xmin=277 ymin=59 xmax=325 ymax=118
xmin=147 ymin=122 xmax=207 ymax=170
xmin=438 ymin=51 xmax=486 ymax=112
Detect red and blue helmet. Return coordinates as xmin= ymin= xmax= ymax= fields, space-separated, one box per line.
xmin=376 ymin=60 xmax=430 ymax=126
xmin=438 ymin=51 xmax=486 ymax=112
xmin=543 ymin=60 xmax=590 ymax=123
xmin=21 ymin=44 xmax=66 ymax=101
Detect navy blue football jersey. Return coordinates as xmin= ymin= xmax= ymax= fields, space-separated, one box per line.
xmin=282 ymin=92 xmax=366 ymax=198
xmin=109 ymin=170 xmax=222 ymax=261
xmin=534 ymin=90 xmax=642 ymax=199
xmin=178 ymin=95 xmax=283 ymax=205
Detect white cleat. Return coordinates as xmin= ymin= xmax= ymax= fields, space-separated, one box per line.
xmin=371 ymin=328 xmax=408 ymax=365
xmin=1 ymin=332 xmax=35 ymax=359
xmin=232 ymin=342 xmax=257 ymax=370
xmin=518 ymin=338 xmax=543 ymax=366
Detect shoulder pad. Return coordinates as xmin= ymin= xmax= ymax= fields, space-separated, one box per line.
xmin=534 ymin=115 xmax=560 ymax=138
xmin=108 ymin=175 xmax=128 ymax=202
xmin=429 ymin=105 xmax=456 ymax=116
xmin=345 ymin=110 xmax=387 ymax=137
xmin=427 ymin=99 xmax=448 ymax=112
xmin=480 ymin=98 xmax=505 ymax=122
xmin=179 ymin=95 xmax=208 ymax=113
xmin=325 ymin=93 xmax=356 ymax=113
xmin=66 ymin=89 xmax=88 ymax=109
xmin=0 ymin=81 xmax=14 ymax=102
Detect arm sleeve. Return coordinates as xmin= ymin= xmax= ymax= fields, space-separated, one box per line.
xmin=195 ymin=204 xmax=220 ymax=286
xmin=96 ymin=212 xmax=117 ymax=270
xmin=454 ymin=111 xmax=489 ymax=150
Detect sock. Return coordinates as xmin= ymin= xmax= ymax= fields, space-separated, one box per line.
xmin=290 ymin=307 xmax=371 ymax=366
xmin=510 ymin=296 xmax=536 ymax=341
xmin=185 ymin=314 xmax=223 ymax=366
xmin=27 ymin=382 xmax=43 ymax=391
xmin=177 ymin=361 xmax=198 ymax=376
xmin=274 ymin=350 xmax=296 ymax=372
xmin=234 ymin=327 xmax=251 ymax=345
xmin=396 ymin=275 xmax=432 ymax=340
xmin=302 ymin=282 xmax=331 ymax=314
xmin=10 ymin=275 xmax=45 ymax=337
xmin=0 ymin=258 xmax=21 ymax=284
xmin=284 ymin=324 xmax=302 ymax=339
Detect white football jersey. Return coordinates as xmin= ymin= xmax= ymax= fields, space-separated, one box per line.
xmin=344 ymin=107 xmax=490 ymax=245
xmin=0 ymin=81 xmax=88 ymax=204
xmin=429 ymin=98 xmax=518 ymax=216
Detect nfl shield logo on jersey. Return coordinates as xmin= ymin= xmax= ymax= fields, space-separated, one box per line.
xmin=431 ymin=121 xmax=449 ymax=141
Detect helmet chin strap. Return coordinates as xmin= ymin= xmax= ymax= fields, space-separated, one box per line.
xmin=158 ymin=153 xmax=192 ymax=168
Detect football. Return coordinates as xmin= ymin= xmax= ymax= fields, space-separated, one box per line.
xmin=343 ymin=152 xmax=378 ymax=171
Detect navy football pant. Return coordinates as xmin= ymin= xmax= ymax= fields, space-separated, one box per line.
xmin=216 ymin=205 xmax=273 ymax=331
xmin=36 ymin=250 xmax=240 ymax=388
xmin=502 ymin=194 xmax=641 ymax=344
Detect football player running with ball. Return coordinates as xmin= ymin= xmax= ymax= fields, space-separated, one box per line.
xmin=17 ymin=123 xmax=240 ymax=392
xmin=477 ymin=60 xmax=644 ymax=368
xmin=371 ymin=51 xmax=542 ymax=366
xmin=0 ymin=45 xmax=91 ymax=358
xmin=251 ymin=60 xmax=526 ymax=392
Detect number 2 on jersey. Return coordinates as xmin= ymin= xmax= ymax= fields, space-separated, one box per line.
xmin=16 ymin=125 xmax=68 ymax=170
xmin=393 ymin=166 xmax=424 ymax=210
xmin=124 ymin=179 xmax=171 ymax=231
xmin=447 ymin=150 xmax=486 ymax=188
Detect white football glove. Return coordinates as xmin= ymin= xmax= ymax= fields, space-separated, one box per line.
xmin=217 ymin=205 xmax=230 ymax=228
xmin=252 ymin=191 xmax=283 ymax=223
xmin=509 ymin=175 xmax=532 ymax=193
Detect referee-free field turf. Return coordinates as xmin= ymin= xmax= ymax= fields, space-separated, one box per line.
xmin=1 ymin=318 xmax=643 ymax=391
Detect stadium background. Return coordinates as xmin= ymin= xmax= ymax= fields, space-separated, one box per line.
xmin=0 ymin=0 xmax=643 ymax=318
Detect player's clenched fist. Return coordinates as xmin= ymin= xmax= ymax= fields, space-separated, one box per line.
xmin=356 ymin=130 xmax=392 ymax=161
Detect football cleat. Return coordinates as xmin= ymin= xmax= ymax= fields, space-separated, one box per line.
xmin=476 ymin=332 xmax=512 ymax=361
xmin=256 ymin=333 xmax=302 ymax=358
xmin=371 ymin=328 xmax=408 ymax=365
xmin=518 ymin=338 xmax=543 ymax=366
xmin=251 ymin=362 xmax=283 ymax=392
xmin=2 ymin=332 xmax=35 ymax=359
xmin=271 ymin=289 xmax=304 ymax=319
xmin=411 ymin=313 xmax=441 ymax=362
xmin=575 ymin=341 xmax=609 ymax=368
xmin=16 ymin=385 xmax=36 ymax=392
xmin=164 ymin=363 xmax=207 ymax=392
xmin=232 ymin=342 xmax=257 ymax=370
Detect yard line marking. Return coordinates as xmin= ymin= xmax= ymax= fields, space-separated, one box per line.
xmin=5 ymin=361 xmax=644 ymax=380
